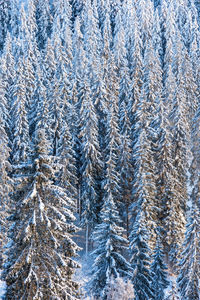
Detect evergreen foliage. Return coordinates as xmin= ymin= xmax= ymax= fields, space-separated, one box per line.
xmin=0 ymin=1 xmax=199 ymax=298
xmin=151 ymin=231 xmax=169 ymax=300
xmin=130 ymin=211 xmax=154 ymax=300
xmin=4 ymin=125 xmax=81 ymax=299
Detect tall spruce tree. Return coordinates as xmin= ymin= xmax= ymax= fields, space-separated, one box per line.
xmin=89 ymin=179 xmax=131 ymax=299
xmin=151 ymin=231 xmax=169 ymax=300
xmin=129 ymin=210 xmax=154 ymax=300
xmin=4 ymin=124 xmax=81 ymax=299
xmin=10 ymin=57 xmax=30 ymax=165
xmin=177 ymin=201 xmax=200 ymax=299
xmin=36 ymin=0 xmax=52 ymax=50
xmin=0 ymin=112 xmax=12 ymax=266
xmin=0 ymin=0 xmax=11 ymax=51
xmin=78 ymin=72 xmax=102 ymax=255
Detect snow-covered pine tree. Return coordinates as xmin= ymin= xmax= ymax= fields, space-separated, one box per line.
xmin=72 ymin=16 xmax=86 ymax=84
xmin=57 ymin=122 xmax=78 ymax=208
xmin=4 ymin=123 xmax=81 ymax=299
xmin=126 ymin=5 xmax=143 ymax=143
xmin=0 ymin=112 xmax=12 ymax=266
xmin=0 ymin=60 xmax=10 ymax=136
xmin=9 ymin=0 xmax=19 ymax=39
xmin=89 ymin=184 xmax=132 ymax=299
xmin=91 ymin=6 xmax=112 ymax=155
xmin=189 ymin=5 xmax=200 ymax=98
xmin=136 ymin=0 xmax=154 ymax=55
xmin=151 ymin=230 xmax=169 ymax=300
xmin=160 ymin=3 xmax=187 ymax=270
xmin=82 ymin=0 xmax=102 ymax=85
xmin=130 ymin=42 xmax=160 ymax=250
xmin=177 ymin=92 xmax=200 ymax=300
xmin=16 ymin=3 xmax=39 ymax=122
xmin=0 ymin=0 xmax=11 ymax=51
xmin=112 ymin=7 xmax=133 ymax=236
xmin=29 ymin=66 xmax=48 ymax=138
xmin=177 ymin=200 xmax=200 ymax=299
xmin=78 ymin=72 xmax=102 ymax=255
xmin=36 ymin=0 xmax=52 ymax=50
xmin=109 ymin=0 xmax=121 ymax=34
xmin=169 ymin=30 xmax=189 ymax=232
xmin=10 ymin=57 xmax=30 ymax=165
xmin=129 ymin=210 xmax=154 ymax=300
xmin=118 ymin=101 xmax=133 ymax=237
xmin=1 ymin=32 xmax=16 ymax=141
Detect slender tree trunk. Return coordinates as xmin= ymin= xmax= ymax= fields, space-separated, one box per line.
xmin=86 ymin=223 xmax=89 ymax=257
xmin=126 ymin=201 xmax=129 ymax=238
xmin=78 ymin=185 xmax=81 ymax=219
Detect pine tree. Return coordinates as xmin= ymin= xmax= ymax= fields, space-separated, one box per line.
xmin=163 ymin=4 xmax=187 ymax=269
xmin=89 ymin=188 xmax=132 ymax=300
xmin=151 ymin=231 xmax=169 ymax=300
xmin=129 ymin=211 xmax=154 ymax=300
xmin=78 ymin=73 xmax=102 ymax=255
xmin=10 ymin=0 xmax=19 ymax=39
xmin=0 ymin=112 xmax=12 ymax=266
xmin=10 ymin=57 xmax=30 ymax=165
xmin=0 ymin=0 xmax=11 ymax=51
xmin=36 ymin=0 xmax=52 ymax=50
xmin=0 ymin=61 xmax=10 ymax=136
xmin=136 ymin=0 xmax=154 ymax=54
xmin=29 ymin=66 xmax=48 ymax=138
xmin=1 ymin=32 xmax=16 ymax=141
xmin=130 ymin=42 xmax=160 ymax=250
xmin=4 ymin=125 xmax=81 ymax=299
xmin=177 ymin=95 xmax=200 ymax=300
xmin=118 ymin=101 xmax=133 ymax=237
xmin=177 ymin=201 xmax=200 ymax=299
xmin=57 ymin=122 xmax=78 ymax=207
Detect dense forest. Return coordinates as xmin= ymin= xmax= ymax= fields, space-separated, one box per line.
xmin=0 ymin=0 xmax=199 ymax=299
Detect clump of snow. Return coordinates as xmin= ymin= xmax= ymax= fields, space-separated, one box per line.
xmin=0 ymin=278 xmax=6 ymax=299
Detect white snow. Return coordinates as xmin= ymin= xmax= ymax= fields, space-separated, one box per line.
xmin=0 ymin=273 xmax=6 ymax=300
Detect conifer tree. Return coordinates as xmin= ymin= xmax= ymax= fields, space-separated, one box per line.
xmin=0 ymin=112 xmax=12 ymax=265
xmin=36 ymin=0 xmax=52 ymax=50
xmin=136 ymin=0 xmax=154 ymax=54
xmin=151 ymin=231 xmax=169 ymax=300
xmin=130 ymin=41 xmax=161 ymax=249
xmin=177 ymin=201 xmax=200 ymax=299
xmin=4 ymin=124 xmax=81 ymax=299
xmin=10 ymin=57 xmax=30 ymax=165
xmin=129 ymin=211 xmax=154 ymax=300
xmin=89 ymin=186 xmax=132 ymax=300
xmin=89 ymin=96 xmax=131 ymax=298
xmin=118 ymin=101 xmax=133 ymax=237
xmin=0 ymin=62 xmax=9 ymax=136
xmin=177 ymin=95 xmax=200 ymax=300
xmin=1 ymin=32 xmax=16 ymax=140
xmin=78 ymin=73 xmax=102 ymax=254
xmin=57 ymin=122 xmax=78 ymax=206
xmin=10 ymin=0 xmax=19 ymax=39
xmin=163 ymin=5 xmax=187 ymax=269
xmin=0 ymin=0 xmax=11 ymax=51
